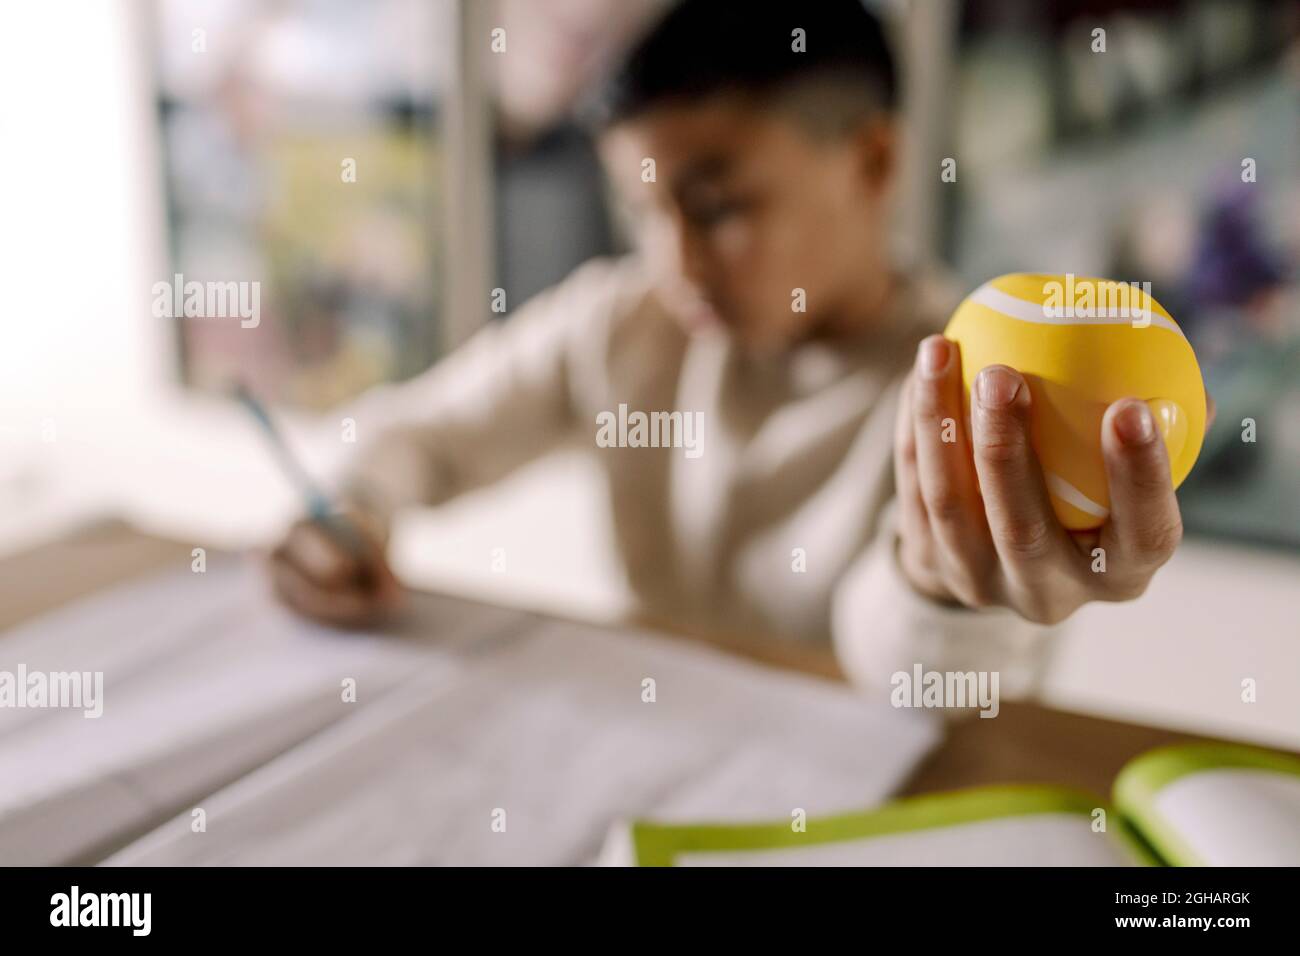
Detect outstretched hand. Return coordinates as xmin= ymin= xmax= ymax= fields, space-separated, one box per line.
xmin=894 ymin=334 xmax=1207 ymax=625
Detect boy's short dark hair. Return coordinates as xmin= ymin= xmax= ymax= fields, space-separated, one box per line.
xmin=589 ymin=0 xmax=898 ymax=135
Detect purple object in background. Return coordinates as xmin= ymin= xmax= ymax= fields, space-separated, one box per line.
xmin=1187 ymin=176 xmax=1288 ymax=310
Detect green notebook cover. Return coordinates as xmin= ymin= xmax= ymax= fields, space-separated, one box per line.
xmin=1113 ymin=744 xmax=1300 ymax=867
xmin=618 ymin=743 xmax=1300 ymax=866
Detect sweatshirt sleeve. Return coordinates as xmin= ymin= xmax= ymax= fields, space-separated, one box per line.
xmin=337 ymin=258 xmax=630 ymax=520
xmin=830 ymin=501 xmax=1060 ymax=701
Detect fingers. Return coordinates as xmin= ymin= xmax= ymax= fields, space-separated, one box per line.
xmin=898 ymin=349 xmax=1190 ymax=621
xmin=909 ymin=335 xmax=996 ymax=604
xmin=1098 ymin=398 xmax=1183 ymax=577
xmin=267 ymin=552 xmax=387 ymax=627
xmin=969 ymin=366 xmax=1072 ymax=569
xmin=358 ymin=534 xmax=405 ymax=605
xmin=267 ymin=518 xmax=404 ymax=627
xmin=285 ymin=522 xmax=361 ymax=588
xmin=893 ymin=375 xmax=945 ymax=598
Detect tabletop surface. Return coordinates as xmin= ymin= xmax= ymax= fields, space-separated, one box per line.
xmin=0 ymin=519 xmax=1241 ymax=805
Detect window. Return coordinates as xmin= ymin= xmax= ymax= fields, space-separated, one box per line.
xmin=153 ymin=0 xmax=455 ymax=409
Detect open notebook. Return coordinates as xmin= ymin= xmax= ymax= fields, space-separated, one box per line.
xmin=603 ymin=744 xmax=1300 ymax=866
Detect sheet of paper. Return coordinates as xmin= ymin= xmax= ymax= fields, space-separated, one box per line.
xmin=107 ymin=621 xmax=939 ymax=866
xmin=1154 ymin=769 xmax=1300 ymax=866
xmin=0 ymin=559 xmax=531 ymax=864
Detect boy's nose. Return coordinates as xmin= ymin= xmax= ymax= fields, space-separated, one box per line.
xmin=656 ymin=213 xmax=704 ymax=284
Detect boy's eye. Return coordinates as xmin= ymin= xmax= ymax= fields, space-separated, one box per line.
xmin=684 ymin=197 xmax=751 ymax=228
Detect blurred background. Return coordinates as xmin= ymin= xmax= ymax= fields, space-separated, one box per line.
xmin=1 ymin=0 xmax=1297 ymax=745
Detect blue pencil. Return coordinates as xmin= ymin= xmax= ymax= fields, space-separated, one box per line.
xmin=232 ymin=383 xmax=368 ymax=561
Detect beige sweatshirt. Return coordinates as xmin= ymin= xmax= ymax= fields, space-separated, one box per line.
xmin=342 ymin=257 xmax=1053 ymax=697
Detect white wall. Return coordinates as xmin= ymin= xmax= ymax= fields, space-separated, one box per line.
xmin=1 ymin=3 xmax=167 ymax=419
xmin=0 ymin=2 xmax=171 ymax=544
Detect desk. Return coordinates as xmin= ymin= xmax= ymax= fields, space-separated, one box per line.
xmin=0 ymin=519 xmax=1237 ymax=808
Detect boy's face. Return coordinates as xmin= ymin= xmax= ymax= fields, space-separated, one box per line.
xmin=600 ymin=97 xmax=896 ymax=351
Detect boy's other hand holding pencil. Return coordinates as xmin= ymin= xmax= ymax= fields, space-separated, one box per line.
xmin=266 ymin=504 xmax=405 ymax=628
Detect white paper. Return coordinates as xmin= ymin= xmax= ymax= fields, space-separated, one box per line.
xmin=1153 ymin=768 xmax=1300 ymax=866
xmin=106 ymin=620 xmax=939 ymax=866
xmin=0 ymin=559 xmax=530 ymax=864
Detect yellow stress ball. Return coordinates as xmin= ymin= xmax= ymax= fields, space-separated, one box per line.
xmin=944 ymin=273 xmax=1207 ymax=531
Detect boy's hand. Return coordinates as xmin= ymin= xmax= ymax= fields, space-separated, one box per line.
xmin=265 ymin=505 xmax=405 ymax=627
xmin=894 ymin=334 xmax=1197 ymax=625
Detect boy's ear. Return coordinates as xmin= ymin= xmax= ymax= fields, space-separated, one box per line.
xmin=853 ymin=116 xmax=897 ymax=192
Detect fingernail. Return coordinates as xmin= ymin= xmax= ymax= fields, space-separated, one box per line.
xmin=917 ymin=336 xmax=950 ymax=378
xmin=976 ymin=366 xmax=1021 ymax=408
xmin=1114 ymin=401 xmax=1155 ymax=445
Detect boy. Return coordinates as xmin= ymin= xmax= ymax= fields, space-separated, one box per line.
xmin=268 ymin=0 xmax=1191 ymax=693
